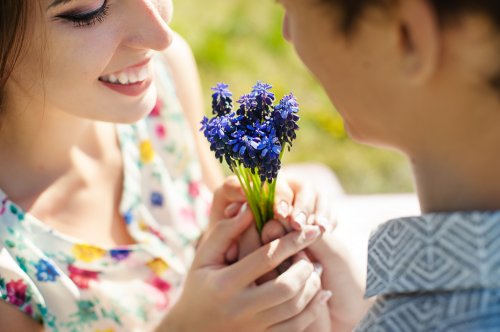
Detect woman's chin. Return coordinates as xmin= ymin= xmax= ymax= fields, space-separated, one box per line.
xmin=104 ymin=86 xmax=158 ymax=124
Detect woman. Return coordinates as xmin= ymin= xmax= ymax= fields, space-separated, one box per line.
xmin=274 ymin=0 xmax=500 ymax=330
xmin=0 ymin=1 xmax=334 ymax=331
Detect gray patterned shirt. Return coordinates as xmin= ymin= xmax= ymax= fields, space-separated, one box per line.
xmin=355 ymin=212 xmax=500 ymax=331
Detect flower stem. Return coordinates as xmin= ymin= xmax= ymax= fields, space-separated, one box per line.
xmin=234 ymin=163 xmax=263 ymax=231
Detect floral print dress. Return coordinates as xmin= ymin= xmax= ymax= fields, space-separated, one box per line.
xmin=0 ymin=55 xmax=212 ymax=331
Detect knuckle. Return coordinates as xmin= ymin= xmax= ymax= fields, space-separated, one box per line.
xmin=288 ymin=233 xmax=302 ymax=249
xmin=223 ymin=176 xmax=240 ymax=192
xmin=214 ymin=218 xmax=230 ymax=233
xmin=262 ymin=245 xmax=282 ymax=270
xmin=310 ymin=270 xmax=321 ymax=287
xmin=275 ymin=279 xmax=298 ymax=299
xmin=288 ymin=299 xmax=304 ymax=316
xmin=213 ymin=185 xmax=225 ymax=200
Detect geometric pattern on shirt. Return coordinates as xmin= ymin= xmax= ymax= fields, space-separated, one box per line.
xmin=355 ymin=288 xmax=500 ymax=332
xmin=365 ymin=212 xmax=500 ymax=298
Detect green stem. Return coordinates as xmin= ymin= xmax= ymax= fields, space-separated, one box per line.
xmin=235 ymin=163 xmax=264 ymax=231
xmin=234 ymin=167 xmax=258 ymax=220
xmin=251 ymin=172 xmax=271 ymax=224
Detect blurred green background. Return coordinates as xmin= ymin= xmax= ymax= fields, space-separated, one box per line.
xmin=171 ymin=0 xmax=414 ymax=194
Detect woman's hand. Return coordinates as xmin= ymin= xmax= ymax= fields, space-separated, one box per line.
xmin=232 ymin=175 xmax=337 ymax=332
xmin=160 ymin=205 xmax=330 ymax=332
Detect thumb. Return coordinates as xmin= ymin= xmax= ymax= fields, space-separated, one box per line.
xmin=194 ymin=204 xmax=254 ymax=268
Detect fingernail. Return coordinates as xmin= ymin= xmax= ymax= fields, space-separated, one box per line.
xmin=237 ymin=203 xmax=248 ymax=216
xmin=225 ymin=203 xmax=241 ymax=218
xmin=293 ymin=212 xmax=307 ymax=229
xmin=320 ymin=290 xmax=333 ymax=304
xmin=313 ymin=262 xmax=323 ymax=277
xmin=317 ymin=216 xmax=334 ymax=233
xmin=278 ymin=201 xmax=290 ymax=217
xmin=304 ymin=226 xmax=321 ymax=240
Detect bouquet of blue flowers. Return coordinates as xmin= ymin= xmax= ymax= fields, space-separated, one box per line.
xmin=201 ymin=82 xmax=300 ymax=232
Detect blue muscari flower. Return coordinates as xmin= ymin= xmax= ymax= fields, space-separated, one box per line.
xmin=211 ymin=83 xmax=233 ymax=116
xmin=260 ymin=158 xmax=282 ymax=183
xmin=34 ymin=259 xmax=59 ymax=282
xmin=202 ymin=81 xmax=298 ymax=184
xmin=236 ymin=93 xmax=257 ymax=118
xmin=256 ymin=126 xmax=282 ymax=160
xmin=248 ymin=82 xmax=275 ymax=121
xmin=255 ymin=125 xmax=282 ymax=182
xmin=201 ymin=113 xmax=236 ymax=164
xmin=273 ymin=93 xmax=300 ymax=148
xmin=228 ymin=129 xmax=260 ymax=169
xmin=252 ymin=82 xmax=275 ymax=107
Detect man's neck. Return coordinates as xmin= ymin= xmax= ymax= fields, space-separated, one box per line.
xmin=412 ymin=143 xmax=500 ymax=213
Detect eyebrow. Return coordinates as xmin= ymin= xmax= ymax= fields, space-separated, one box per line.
xmin=47 ymin=0 xmax=75 ymax=10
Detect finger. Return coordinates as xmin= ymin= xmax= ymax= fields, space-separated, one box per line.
xmin=265 ymin=290 xmax=332 ymax=332
xmin=315 ymin=215 xmax=337 ymax=234
xmin=210 ymin=176 xmax=246 ymax=222
xmin=257 ymin=220 xmax=287 ymax=284
xmin=225 ymin=202 xmax=244 ymax=218
xmin=257 ymin=259 xmax=322 ymax=325
xmin=220 ymin=175 xmax=246 ymax=201
xmin=195 ymin=204 xmax=253 ymax=267
xmin=225 ymin=242 xmax=238 ymax=264
xmin=261 ymin=220 xmax=286 ymax=245
xmin=277 ymin=251 xmax=310 ymax=276
xmin=290 ymin=182 xmax=317 ymax=231
xmin=226 ymin=225 xmax=322 ymax=291
xmin=238 ymin=219 xmax=261 ymax=260
xmin=273 ymin=180 xmax=295 ymax=224
xmin=314 ymin=194 xmax=337 ymax=233
xmin=241 ymin=257 xmax=313 ymax=312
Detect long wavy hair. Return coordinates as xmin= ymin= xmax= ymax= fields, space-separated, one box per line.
xmin=0 ymin=0 xmax=30 ymax=112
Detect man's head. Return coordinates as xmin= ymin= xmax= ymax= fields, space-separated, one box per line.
xmin=278 ymin=0 xmax=500 ymax=153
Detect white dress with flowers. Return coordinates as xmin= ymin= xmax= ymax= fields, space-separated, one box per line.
xmin=0 ymin=56 xmax=212 ymax=331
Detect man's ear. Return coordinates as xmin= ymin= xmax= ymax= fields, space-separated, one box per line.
xmin=398 ymin=0 xmax=440 ymax=84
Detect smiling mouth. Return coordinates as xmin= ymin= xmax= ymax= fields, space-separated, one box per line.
xmin=99 ymin=63 xmax=149 ymax=85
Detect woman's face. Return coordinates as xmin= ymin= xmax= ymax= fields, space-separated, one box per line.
xmin=6 ymin=0 xmax=174 ymax=124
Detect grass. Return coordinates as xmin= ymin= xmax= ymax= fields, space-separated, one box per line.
xmin=171 ymin=0 xmax=414 ymax=193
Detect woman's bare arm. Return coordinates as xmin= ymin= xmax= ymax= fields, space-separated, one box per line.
xmin=0 ymin=301 xmax=44 ymax=332
xmin=160 ymin=33 xmax=224 ymax=192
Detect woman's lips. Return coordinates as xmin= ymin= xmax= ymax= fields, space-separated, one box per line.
xmin=98 ymin=58 xmax=152 ymax=97
xmin=99 ymin=79 xmax=153 ymax=97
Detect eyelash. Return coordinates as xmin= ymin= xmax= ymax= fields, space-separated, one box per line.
xmin=58 ymin=0 xmax=110 ymax=28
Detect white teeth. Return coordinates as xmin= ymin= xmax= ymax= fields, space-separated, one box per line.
xmin=138 ymin=68 xmax=148 ymax=81
xmin=118 ymin=73 xmax=128 ymax=85
xmin=100 ymin=65 xmax=149 ymax=85
xmin=129 ymin=72 xmax=138 ymax=83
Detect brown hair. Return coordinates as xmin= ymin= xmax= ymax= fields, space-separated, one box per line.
xmin=0 ymin=0 xmax=30 ymax=111
xmin=320 ymin=0 xmax=500 ymax=32
xmin=321 ymin=0 xmax=500 ymax=93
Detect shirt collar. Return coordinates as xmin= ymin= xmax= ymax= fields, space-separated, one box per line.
xmin=365 ymin=211 xmax=500 ymax=298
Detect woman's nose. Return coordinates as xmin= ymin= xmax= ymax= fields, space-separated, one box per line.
xmin=122 ymin=0 xmax=174 ymax=51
